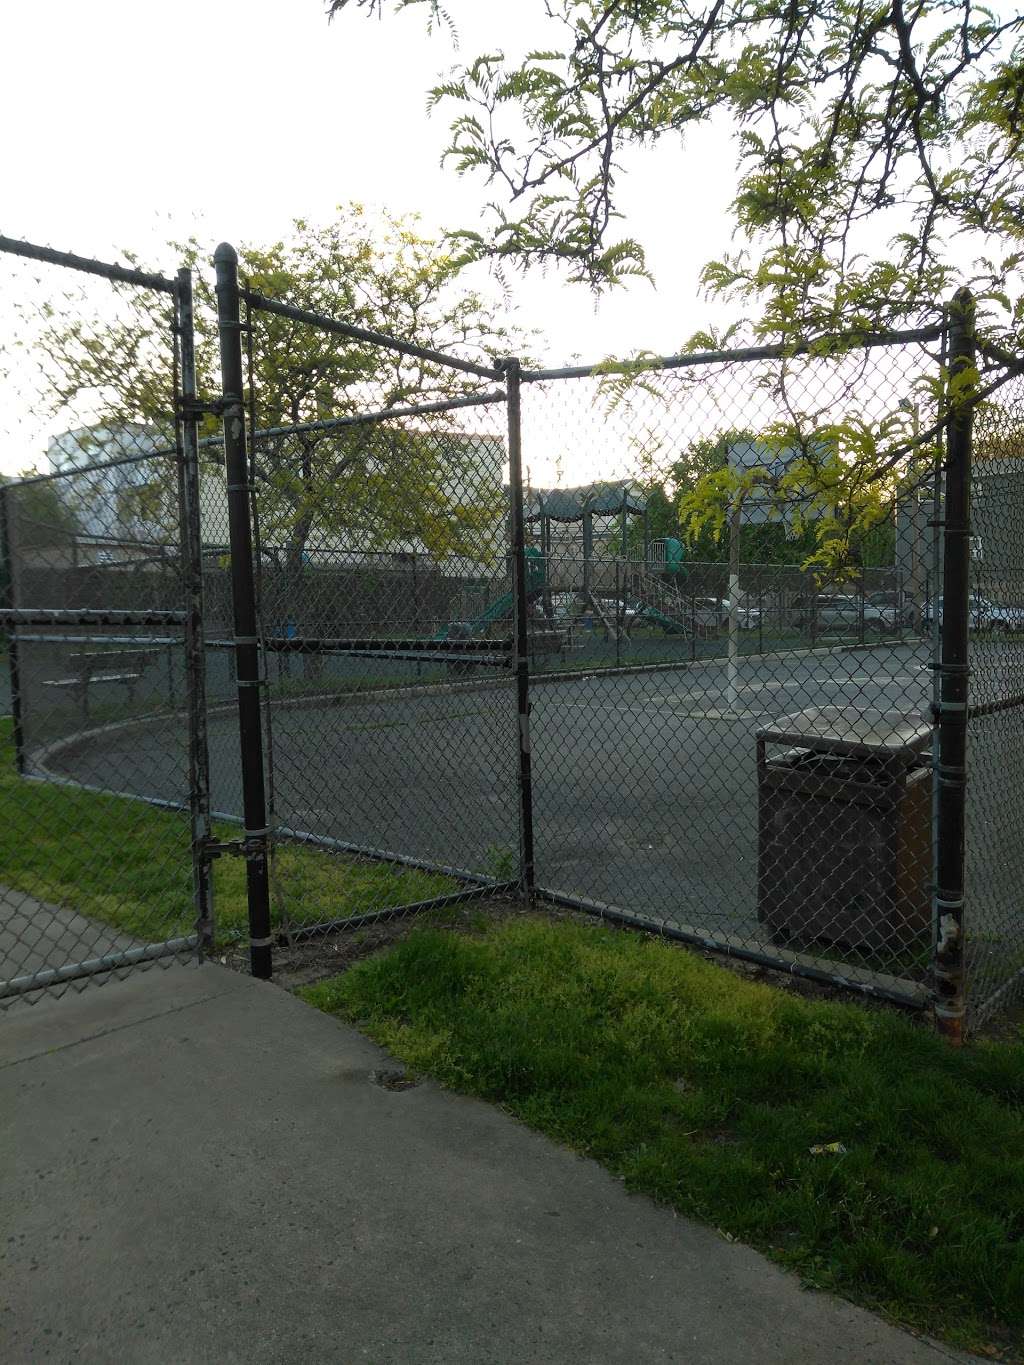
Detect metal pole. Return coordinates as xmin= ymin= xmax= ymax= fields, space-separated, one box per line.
xmin=214 ymin=243 xmax=272 ymax=980
xmin=175 ymin=267 xmax=214 ymax=954
xmin=727 ymin=497 xmax=741 ymax=711
xmin=504 ymin=358 xmax=536 ymax=899
xmin=858 ymin=577 xmax=866 ymax=645
xmin=0 ymin=486 xmax=25 ymax=775
xmin=933 ymin=288 xmax=974 ymax=1044
xmin=615 ymin=559 xmax=622 ymax=667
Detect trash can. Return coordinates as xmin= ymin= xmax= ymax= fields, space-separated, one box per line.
xmin=756 ymin=707 xmax=931 ymax=953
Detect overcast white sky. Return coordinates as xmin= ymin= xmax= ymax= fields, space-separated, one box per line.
xmin=1 ymin=0 xmax=738 ymax=375
xmin=4 ymin=1 xmax=962 ymax=487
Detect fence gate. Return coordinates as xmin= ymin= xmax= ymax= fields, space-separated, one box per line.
xmin=204 ymin=246 xmax=527 ymax=971
xmin=2 ymin=234 xmax=1022 ymax=1038
xmin=0 ymin=239 xmax=211 ymax=1006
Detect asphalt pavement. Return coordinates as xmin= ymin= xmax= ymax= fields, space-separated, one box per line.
xmin=43 ymin=643 xmax=934 ymax=938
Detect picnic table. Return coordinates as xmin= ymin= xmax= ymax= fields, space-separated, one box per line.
xmin=43 ymin=647 xmax=161 ymax=720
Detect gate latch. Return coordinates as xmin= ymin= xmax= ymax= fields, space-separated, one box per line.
xmin=201 ymin=831 xmax=268 ymax=864
xmin=176 ymin=395 xmax=228 ymax=422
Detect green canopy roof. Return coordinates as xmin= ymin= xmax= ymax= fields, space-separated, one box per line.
xmin=526 ymin=481 xmax=647 ymax=523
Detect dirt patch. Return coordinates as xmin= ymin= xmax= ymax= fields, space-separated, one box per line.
xmin=216 ymin=894 xmax=936 ymax=1031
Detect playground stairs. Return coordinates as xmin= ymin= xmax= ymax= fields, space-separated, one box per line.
xmin=584 ymin=593 xmax=624 ymax=640
xmin=630 ymin=572 xmax=696 ymax=637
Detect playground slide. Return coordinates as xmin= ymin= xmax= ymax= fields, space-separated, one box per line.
xmin=638 ymin=604 xmax=689 ymax=635
xmin=631 ymin=572 xmax=691 ymax=635
xmin=433 ymin=548 xmax=547 ymax=642
xmin=432 ymin=584 xmax=548 ymax=641
xmin=432 ymin=591 xmax=515 ymax=641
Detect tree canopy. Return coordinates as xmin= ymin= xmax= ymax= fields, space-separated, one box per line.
xmin=330 ymin=1 xmax=1023 ymax=348
xmin=15 ymin=207 xmax=513 ymax=572
xmin=330 ymin=3 xmax=1022 ymax=573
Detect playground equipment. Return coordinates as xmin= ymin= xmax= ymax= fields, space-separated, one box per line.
xmin=527 ymin=482 xmax=696 ymax=637
xmin=432 ymin=547 xmax=546 ymax=641
xmin=430 ymin=487 xmax=702 ymax=648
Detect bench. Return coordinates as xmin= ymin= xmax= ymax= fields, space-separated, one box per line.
xmin=43 ymin=648 xmax=160 ymax=719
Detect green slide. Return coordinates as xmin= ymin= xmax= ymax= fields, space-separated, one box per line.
xmin=638 ymin=605 xmax=689 ymax=635
xmin=433 ymin=548 xmax=547 ymax=641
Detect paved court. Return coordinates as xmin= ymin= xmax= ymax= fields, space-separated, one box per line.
xmin=41 ymin=644 xmax=934 ymax=939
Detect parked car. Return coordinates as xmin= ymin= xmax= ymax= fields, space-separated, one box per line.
xmin=593 ymin=596 xmax=644 ymax=624
xmin=692 ymin=597 xmax=729 ymax=628
xmin=796 ymin=594 xmax=895 ymax=633
xmin=924 ymin=595 xmax=1023 ymax=632
xmin=985 ymin=601 xmax=1024 ymax=633
xmin=866 ymin=591 xmax=915 ymax=627
xmin=546 ymin=592 xmax=581 ymax=621
xmin=720 ymin=598 xmax=763 ymax=630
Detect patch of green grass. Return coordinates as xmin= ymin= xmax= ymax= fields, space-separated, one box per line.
xmin=304 ymin=916 xmax=1024 ymax=1355
xmin=0 ymin=719 xmax=455 ymax=947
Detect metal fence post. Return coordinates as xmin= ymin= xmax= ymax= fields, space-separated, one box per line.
xmin=0 ymin=485 xmax=25 ymax=776
xmin=175 ymin=266 xmax=214 ymax=954
xmin=933 ymin=287 xmax=975 ymax=1044
xmin=504 ymin=358 xmax=536 ymax=899
xmin=214 ymin=243 xmax=273 ymax=980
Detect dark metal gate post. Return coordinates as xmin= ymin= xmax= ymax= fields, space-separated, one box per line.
xmin=933 ymin=287 xmax=975 ymax=1043
xmin=504 ymin=358 xmax=536 ymax=898
xmin=214 ymin=243 xmax=273 ymax=979
xmin=0 ymin=485 xmax=25 ymax=775
xmin=175 ymin=266 xmax=214 ymax=953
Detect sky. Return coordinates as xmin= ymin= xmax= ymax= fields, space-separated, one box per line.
xmin=1 ymin=0 xmax=740 ymax=480
xmin=0 ymin=1 xmax=970 ymax=488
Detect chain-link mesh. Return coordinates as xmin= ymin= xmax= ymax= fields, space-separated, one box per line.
xmin=0 ymin=239 xmax=205 ymax=1005
xmin=235 ymin=294 xmax=519 ymax=944
xmin=3 ymin=234 xmax=1021 ymax=1033
xmin=520 ymin=344 xmax=943 ymax=1004
xmin=965 ymin=372 xmax=1024 ymax=1027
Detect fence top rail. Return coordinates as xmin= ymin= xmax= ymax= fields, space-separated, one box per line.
xmin=247 ymin=389 xmax=507 ymax=445
xmin=2 ymin=387 xmax=507 ymax=494
xmin=0 ymin=235 xmax=177 ymax=295
xmin=5 ymin=442 xmax=180 ymax=491
xmin=521 ymin=326 xmax=945 ymax=383
xmin=239 ymin=285 xmax=505 ymax=383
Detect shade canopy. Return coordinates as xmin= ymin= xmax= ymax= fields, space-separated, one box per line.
xmin=526 ymin=480 xmax=647 ymax=523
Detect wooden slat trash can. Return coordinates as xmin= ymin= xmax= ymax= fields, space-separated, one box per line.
xmin=756 ymin=707 xmax=932 ymax=954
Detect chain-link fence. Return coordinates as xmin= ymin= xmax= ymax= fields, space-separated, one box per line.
xmin=964 ymin=371 xmax=1024 ymax=1029
xmin=517 ymin=341 xmax=944 ymax=1015
xmin=0 ymin=239 xmax=210 ymax=1005
xmin=234 ymin=264 xmax=524 ymax=956
xmin=1 ymin=234 xmax=1021 ymax=1036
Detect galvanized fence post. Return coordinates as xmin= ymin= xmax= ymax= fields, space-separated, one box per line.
xmin=933 ymin=287 xmax=975 ymax=1043
xmin=214 ymin=243 xmax=273 ymax=980
xmin=504 ymin=358 xmax=536 ymax=899
xmin=0 ymin=484 xmax=25 ymax=776
xmin=174 ymin=265 xmax=214 ymax=954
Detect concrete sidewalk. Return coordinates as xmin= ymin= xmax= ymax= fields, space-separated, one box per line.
xmin=1 ymin=965 xmax=969 ymax=1365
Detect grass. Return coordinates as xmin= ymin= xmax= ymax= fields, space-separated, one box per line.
xmin=0 ymin=719 xmax=455 ymax=948
xmin=304 ymin=914 xmax=1024 ymax=1357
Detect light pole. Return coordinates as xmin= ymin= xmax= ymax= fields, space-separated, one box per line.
xmin=899 ymin=399 xmax=925 ymax=630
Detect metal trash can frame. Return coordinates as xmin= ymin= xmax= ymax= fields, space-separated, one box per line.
xmin=756 ymin=707 xmax=932 ymax=954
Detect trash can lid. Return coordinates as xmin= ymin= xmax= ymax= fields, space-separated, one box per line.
xmin=756 ymin=706 xmax=930 ymax=758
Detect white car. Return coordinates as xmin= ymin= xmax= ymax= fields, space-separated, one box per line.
xmin=985 ymin=602 xmax=1023 ymax=633
xmin=720 ymin=599 xmax=763 ymax=630
xmin=923 ymin=595 xmax=1020 ymax=632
